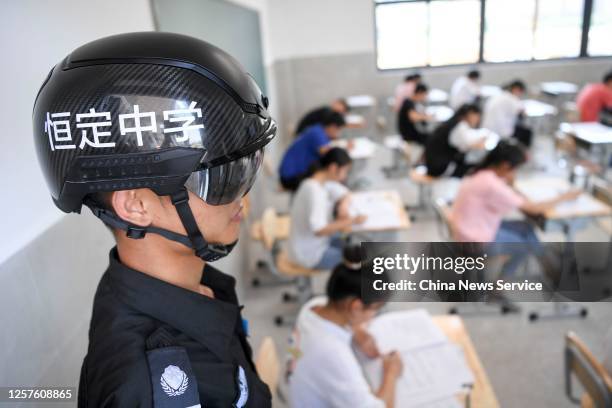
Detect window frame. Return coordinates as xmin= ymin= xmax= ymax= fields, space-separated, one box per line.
xmin=373 ymin=0 xmax=607 ymax=71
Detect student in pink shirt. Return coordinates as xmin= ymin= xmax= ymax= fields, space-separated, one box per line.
xmin=576 ymin=71 xmax=612 ymax=122
xmin=449 ymin=141 xmax=580 ymax=275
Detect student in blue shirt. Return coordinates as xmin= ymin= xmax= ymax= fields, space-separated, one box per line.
xmin=279 ymin=111 xmax=346 ymax=191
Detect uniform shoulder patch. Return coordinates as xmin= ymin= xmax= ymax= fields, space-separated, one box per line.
xmin=146 ymin=346 xmax=201 ymax=408
xmin=233 ymin=365 xmax=249 ymax=408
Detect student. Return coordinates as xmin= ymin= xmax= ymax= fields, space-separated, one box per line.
xmin=449 ymin=141 xmax=580 ymax=275
xmin=397 ymin=83 xmax=432 ymax=146
xmin=288 ymin=148 xmax=365 ymax=270
xmin=279 ymin=111 xmax=346 ymax=191
xmin=425 ymin=104 xmax=491 ymax=177
xmin=482 ymin=80 xmax=533 ymax=147
xmin=295 ymin=98 xmax=351 ymax=135
xmin=576 ymin=71 xmax=612 ymax=122
xmin=32 ymin=32 xmax=275 ymax=406
xmin=288 ymin=245 xmax=402 ymax=408
xmin=393 ymin=73 xmax=422 ymax=112
xmin=450 ymin=69 xmax=481 ymax=109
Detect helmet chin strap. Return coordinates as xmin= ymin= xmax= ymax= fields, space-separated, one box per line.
xmin=85 ymin=187 xmax=237 ymax=262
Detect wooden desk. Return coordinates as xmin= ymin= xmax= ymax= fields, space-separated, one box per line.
xmin=540 ymin=81 xmax=579 ymax=96
xmin=433 ymin=315 xmax=500 ymax=408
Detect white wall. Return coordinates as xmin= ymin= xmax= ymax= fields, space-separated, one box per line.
xmin=0 ymin=0 xmax=154 ymax=265
xmin=267 ymin=0 xmax=375 ymax=61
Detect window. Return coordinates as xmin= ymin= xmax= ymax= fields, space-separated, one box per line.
xmin=374 ymin=0 xmax=609 ymax=70
xmin=588 ymin=0 xmax=612 ymax=56
xmin=375 ymin=0 xmax=481 ymax=70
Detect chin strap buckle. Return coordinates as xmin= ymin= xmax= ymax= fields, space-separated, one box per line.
xmin=126 ymin=226 xmax=147 ymax=239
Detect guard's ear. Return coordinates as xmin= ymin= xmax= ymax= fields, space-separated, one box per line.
xmin=111 ymin=189 xmax=154 ymax=227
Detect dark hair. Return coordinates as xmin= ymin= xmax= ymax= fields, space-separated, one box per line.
xmin=437 ymin=103 xmax=481 ymax=135
xmin=326 ymin=245 xmax=389 ymax=305
xmin=603 ymin=71 xmax=612 ymax=83
xmin=404 ymin=72 xmax=422 ymax=82
xmin=504 ymin=79 xmax=526 ymax=92
xmin=319 ymin=147 xmax=352 ymax=169
xmin=474 ymin=140 xmax=527 ymax=172
xmin=321 ymin=110 xmax=346 ymax=127
xmin=414 ymin=83 xmax=429 ymax=94
xmin=467 ymin=69 xmax=480 ymax=80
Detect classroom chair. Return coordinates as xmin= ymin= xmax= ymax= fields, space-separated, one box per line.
xmin=433 ymin=198 xmax=518 ymax=316
xmin=256 ymin=207 xmax=325 ymax=326
xmin=407 ymin=165 xmax=438 ymax=219
xmin=564 ymin=331 xmax=612 ymax=407
xmin=250 ymin=208 xmax=296 ymax=289
xmin=255 ymin=336 xmax=282 ymax=403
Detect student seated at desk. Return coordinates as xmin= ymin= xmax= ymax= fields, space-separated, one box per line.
xmin=398 ymin=83 xmax=432 ymax=146
xmin=288 ymin=245 xmax=402 ymax=408
xmin=288 ymin=148 xmax=366 ymax=270
xmin=450 ymin=69 xmax=481 ymax=109
xmin=576 ymin=70 xmax=612 ymax=122
xmin=393 ymin=72 xmax=422 ymax=112
xmin=449 ymin=141 xmax=580 ymax=276
xmin=295 ymin=98 xmax=363 ymax=136
xmin=425 ymin=104 xmax=490 ymax=177
xmin=482 ymin=80 xmax=533 ymax=147
xmin=279 ymin=111 xmax=346 ymax=191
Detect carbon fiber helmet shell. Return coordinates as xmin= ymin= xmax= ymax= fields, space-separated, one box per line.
xmin=33 ymin=32 xmax=276 ymax=213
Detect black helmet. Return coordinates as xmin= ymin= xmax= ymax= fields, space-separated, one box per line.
xmin=33 ymin=32 xmax=276 ymax=261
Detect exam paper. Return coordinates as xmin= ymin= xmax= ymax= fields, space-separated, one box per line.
xmin=332 ymin=138 xmax=377 ymax=159
xmin=361 ymin=343 xmax=473 ymax=408
xmin=366 ymin=309 xmax=447 ymax=353
xmin=348 ymin=191 xmax=403 ymax=231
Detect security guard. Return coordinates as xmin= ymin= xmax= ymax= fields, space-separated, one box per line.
xmin=32 ymin=32 xmax=276 ymax=407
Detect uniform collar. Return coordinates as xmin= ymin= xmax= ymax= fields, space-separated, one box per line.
xmin=106 ymin=247 xmax=239 ymax=361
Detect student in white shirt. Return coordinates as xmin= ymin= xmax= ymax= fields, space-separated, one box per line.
xmin=288 ymin=148 xmax=366 ymax=270
xmin=288 ymin=246 xmax=403 ymax=408
xmin=425 ymin=104 xmax=491 ymax=177
xmin=482 ymin=80 xmax=533 ymax=147
xmin=450 ymin=69 xmax=481 ymax=109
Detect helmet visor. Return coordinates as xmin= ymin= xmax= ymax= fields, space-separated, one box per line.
xmin=185 ymin=148 xmax=264 ymax=205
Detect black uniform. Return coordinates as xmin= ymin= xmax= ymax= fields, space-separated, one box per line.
xmin=78 ymin=248 xmax=271 ymax=407
xmin=398 ymin=99 xmax=428 ymax=145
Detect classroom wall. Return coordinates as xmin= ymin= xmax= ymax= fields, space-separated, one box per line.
xmin=262 ymin=0 xmax=612 ymax=157
xmin=0 ymin=0 xmax=156 ymax=388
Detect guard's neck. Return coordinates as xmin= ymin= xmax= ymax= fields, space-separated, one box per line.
xmin=115 ymin=234 xmax=207 ymax=295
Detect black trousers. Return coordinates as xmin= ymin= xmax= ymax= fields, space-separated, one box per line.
xmin=280 ymin=174 xmax=305 ymax=192
xmin=513 ymin=124 xmax=533 ymax=147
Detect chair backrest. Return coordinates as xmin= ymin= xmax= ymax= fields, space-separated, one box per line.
xmin=257 ymin=207 xmax=292 ymax=251
xmin=565 ymin=331 xmax=612 ymax=407
xmin=592 ymin=178 xmax=612 ymax=206
xmin=255 ymin=336 xmax=280 ymax=398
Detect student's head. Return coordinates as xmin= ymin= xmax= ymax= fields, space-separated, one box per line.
xmin=326 ymin=245 xmax=387 ymax=326
xmin=476 ymin=140 xmax=527 ymax=183
xmin=321 ymin=111 xmax=346 ymax=139
xmin=412 ymin=83 xmax=429 ymax=103
xmin=604 ymin=71 xmax=612 ymax=89
xmin=32 ymin=32 xmax=275 ymax=263
xmin=456 ymin=103 xmax=482 ymax=128
xmin=404 ymin=73 xmax=421 ymax=83
xmin=316 ymin=147 xmax=352 ymax=182
xmin=504 ymin=80 xmax=527 ymax=97
xmin=330 ymin=98 xmax=350 ymax=114
xmin=467 ymin=69 xmax=481 ymax=81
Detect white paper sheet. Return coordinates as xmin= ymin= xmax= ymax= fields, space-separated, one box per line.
xmin=366 ymin=309 xmax=448 ymax=353
xmin=331 ymin=137 xmax=377 ymax=159
xmin=348 ymin=191 xmax=404 ymax=230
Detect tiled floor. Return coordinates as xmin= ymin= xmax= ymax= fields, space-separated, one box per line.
xmin=243 ymin=133 xmax=612 ymax=407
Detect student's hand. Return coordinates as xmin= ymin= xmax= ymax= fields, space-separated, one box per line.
xmin=352 ymin=214 xmax=367 ymax=225
xmin=336 ymin=195 xmax=352 ymax=219
xmin=382 ymin=351 xmax=403 ymax=378
xmin=352 ymin=326 xmax=380 ymax=359
xmin=559 ymin=189 xmax=581 ymax=202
